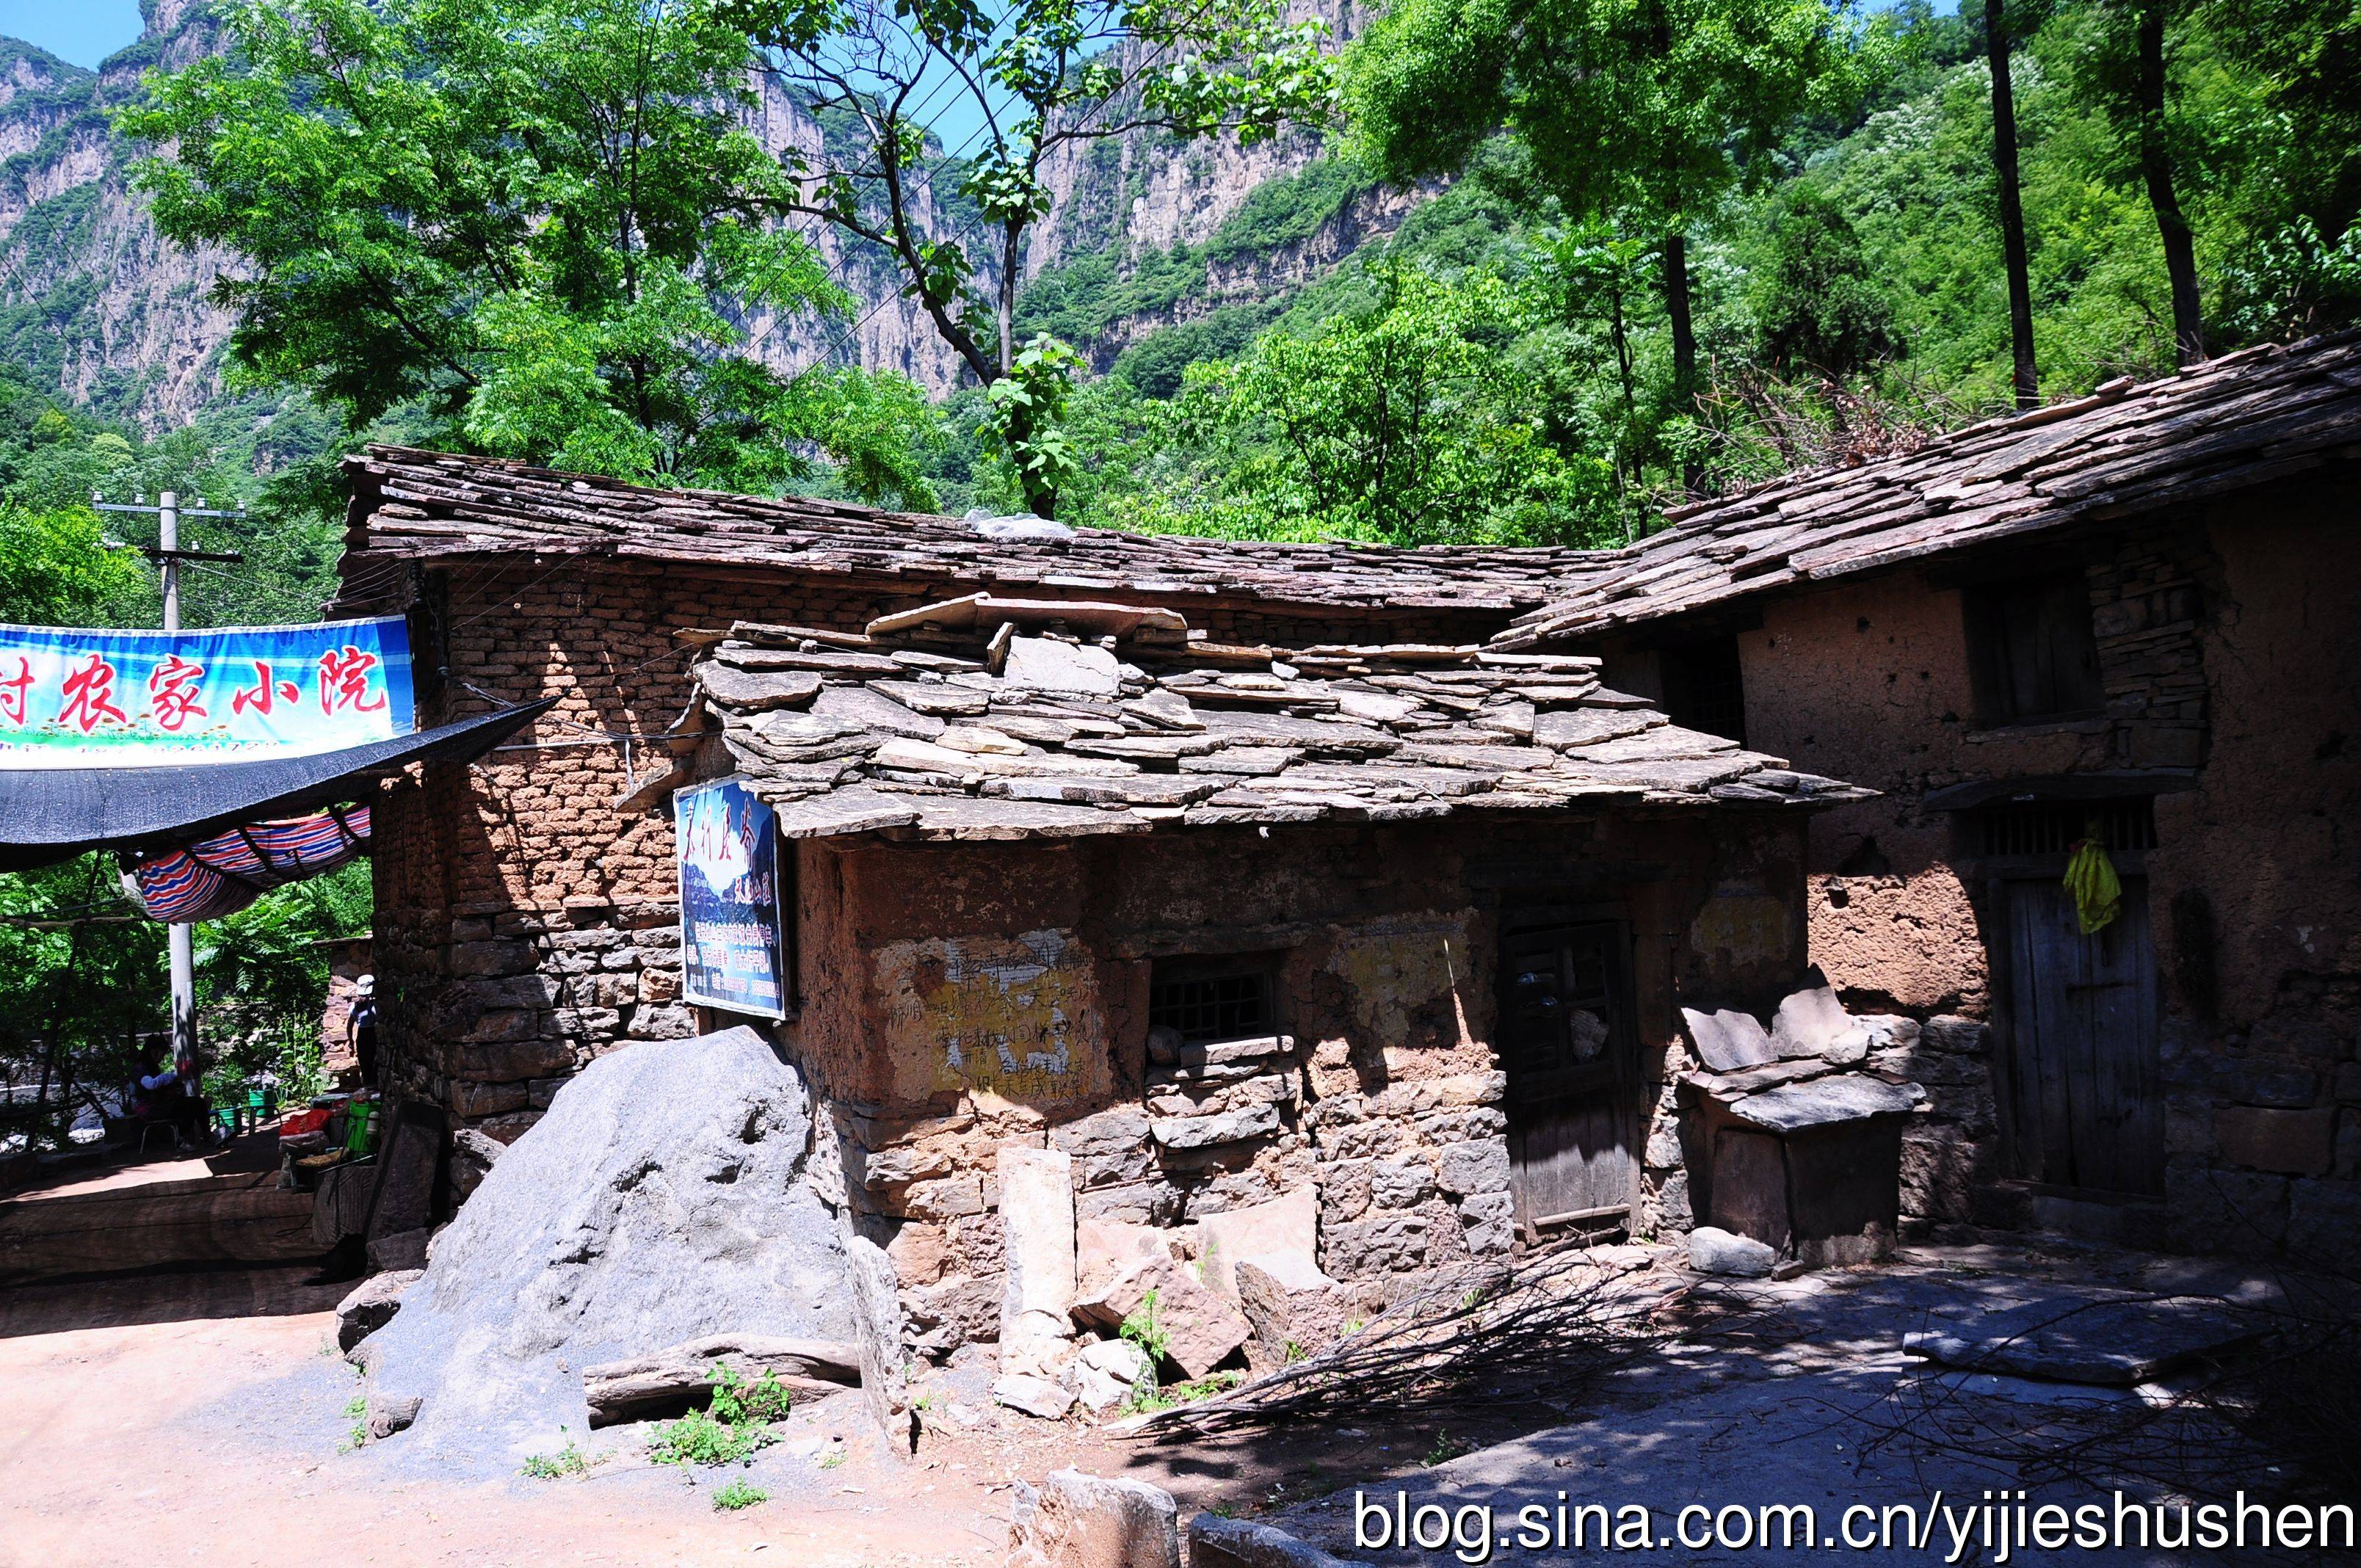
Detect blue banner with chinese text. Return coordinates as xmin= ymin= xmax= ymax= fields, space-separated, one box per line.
xmin=0 ymin=617 xmax=415 ymax=769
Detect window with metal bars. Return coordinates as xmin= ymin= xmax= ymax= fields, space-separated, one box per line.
xmin=1148 ymin=959 xmax=1275 ymax=1043
xmin=1972 ymin=796 xmax=2158 ymax=858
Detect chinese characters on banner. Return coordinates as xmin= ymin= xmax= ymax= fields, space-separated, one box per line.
xmin=0 ymin=618 xmax=415 ymax=767
xmin=675 ymin=780 xmax=790 ymax=1020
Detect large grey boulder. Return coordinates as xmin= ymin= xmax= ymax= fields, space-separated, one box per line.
xmin=358 ymin=1028 xmax=854 ymax=1464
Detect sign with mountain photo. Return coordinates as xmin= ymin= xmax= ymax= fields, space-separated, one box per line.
xmin=675 ymin=778 xmax=790 ymax=1020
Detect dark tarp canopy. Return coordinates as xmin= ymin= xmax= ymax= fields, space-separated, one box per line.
xmin=0 ymin=701 xmax=553 ymax=873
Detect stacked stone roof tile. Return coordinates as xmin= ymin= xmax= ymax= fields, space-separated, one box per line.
xmin=336 ymin=446 xmax=1597 ymax=614
xmin=1495 ymin=330 xmax=2361 ymax=647
xmin=690 ymin=613 xmax=1871 ymax=841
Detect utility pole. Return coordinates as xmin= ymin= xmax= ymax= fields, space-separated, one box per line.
xmin=93 ymin=488 xmax=245 ymax=1086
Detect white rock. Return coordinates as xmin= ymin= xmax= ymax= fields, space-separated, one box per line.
xmin=937 ymin=725 xmax=1029 ymax=755
xmin=1686 ymin=1225 xmax=1777 ymax=1278
xmin=1004 ymin=637 xmax=1123 ymax=696
xmin=1067 ymin=1337 xmax=1154 ymax=1412
xmin=1681 ymin=1007 xmax=1776 ymax=1072
xmin=1000 ymin=1146 xmax=1078 ymax=1380
xmin=1770 ymin=985 xmax=1856 ymax=1061
xmin=1194 ymin=1187 xmax=1318 ymax=1301
xmin=1009 ymin=1468 xmax=1181 ymax=1567
xmin=995 ymin=1372 xmax=1078 ymax=1420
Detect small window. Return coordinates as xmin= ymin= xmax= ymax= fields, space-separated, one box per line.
xmin=1661 ymin=636 xmax=1747 ymax=745
xmin=1972 ymin=796 xmax=2157 ymax=858
xmin=1149 ymin=957 xmax=1275 ymax=1044
xmin=1965 ymin=573 xmax=2104 ymax=725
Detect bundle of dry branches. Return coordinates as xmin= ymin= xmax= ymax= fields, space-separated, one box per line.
xmin=1854 ymin=1281 xmax=2361 ymax=1521
xmin=1112 ymin=1240 xmax=1677 ymax=1440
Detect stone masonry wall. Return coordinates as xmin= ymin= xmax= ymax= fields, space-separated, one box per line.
xmin=2142 ymin=497 xmax=2361 ymax=1259
xmin=791 ymin=811 xmax=1810 ymax=1362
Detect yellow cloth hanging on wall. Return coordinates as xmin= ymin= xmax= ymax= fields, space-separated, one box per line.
xmin=2064 ymin=838 xmax=2122 ymax=934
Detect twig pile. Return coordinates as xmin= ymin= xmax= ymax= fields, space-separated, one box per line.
xmin=1113 ymin=1240 xmax=1676 ymax=1440
xmin=1854 ymin=1282 xmax=2361 ymax=1514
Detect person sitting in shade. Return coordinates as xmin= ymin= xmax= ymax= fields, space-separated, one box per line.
xmin=130 ymin=1043 xmax=200 ymax=1146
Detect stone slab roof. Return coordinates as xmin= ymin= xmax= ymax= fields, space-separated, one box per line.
xmin=1494 ymin=330 xmax=2361 ymax=648
xmin=336 ymin=446 xmax=1597 ymax=615
xmin=689 ymin=617 xmax=1871 ymax=842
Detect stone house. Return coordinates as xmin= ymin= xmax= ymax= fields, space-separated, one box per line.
xmin=330 ymin=450 xmax=1883 ymax=1371
xmin=1493 ymin=331 xmax=2361 ymax=1260
xmin=674 ymin=608 xmax=1868 ymax=1357
xmin=326 ymin=446 xmax=1603 ymax=1141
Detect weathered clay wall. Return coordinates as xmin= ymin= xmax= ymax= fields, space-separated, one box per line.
xmin=347 ymin=555 xmax=1528 ymax=1140
xmin=1595 ymin=486 xmax=2361 ymax=1259
xmin=796 ymin=810 xmax=1808 ymax=1360
xmin=2144 ymin=497 xmax=2361 ymax=1257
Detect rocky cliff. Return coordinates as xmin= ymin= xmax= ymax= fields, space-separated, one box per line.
xmin=0 ymin=0 xmax=1383 ymax=429
xmin=0 ymin=0 xmax=236 ymax=429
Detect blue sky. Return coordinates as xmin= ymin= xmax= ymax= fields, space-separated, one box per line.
xmin=0 ymin=1 xmax=144 ymax=68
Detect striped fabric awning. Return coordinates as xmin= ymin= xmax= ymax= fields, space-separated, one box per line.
xmin=128 ymin=807 xmax=371 ymax=923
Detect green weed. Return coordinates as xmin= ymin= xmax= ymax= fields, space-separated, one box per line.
xmin=521 ymin=1436 xmax=590 ymax=1478
xmin=648 ymin=1363 xmax=791 ymax=1467
xmin=1119 ymin=1288 xmax=1171 ymax=1365
xmin=1120 ymin=1369 xmax=1241 ymax=1416
xmin=712 ymin=1478 xmax=769 ymax=1511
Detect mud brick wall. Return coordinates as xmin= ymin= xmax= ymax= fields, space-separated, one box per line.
xmin=786 ymin=811 xmax=1809 ymax=1362
xmin=345 ymin=555 xmax=1532 ymax=1139
xmin=1591 ymin=484 xmax=2361 ymax=1259
xmin=2142 ymin=495 xmax=2361 ymax=1260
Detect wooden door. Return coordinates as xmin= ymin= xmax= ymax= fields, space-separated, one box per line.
xmin=2000 ymin=877 xmax=2164 ymax=1196
xmin=1496 ymin=918 xmax=1639 ymax=1233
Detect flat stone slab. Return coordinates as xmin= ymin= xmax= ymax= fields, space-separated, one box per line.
xmin=1724 ymin=1074 xmax=1923 ymax=1131
xmin=1681 ymin=1006 xmax=1776 ymax=1072
xmin=1904 ymin=1294 xmax=2266 ymax=1386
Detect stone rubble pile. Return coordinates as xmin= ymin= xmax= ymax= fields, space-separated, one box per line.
xmin=986 ymin=1137 xmax=1365 ymax=1421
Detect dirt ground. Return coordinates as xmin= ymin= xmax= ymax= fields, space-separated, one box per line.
xmin=3 ymin=1144 xmax=2321 ymax=1567
xmin=0 ymin=1254 xmax=1546 ymax=1568
xmin=0 ymin=1271 xmax=1012 ymax=1567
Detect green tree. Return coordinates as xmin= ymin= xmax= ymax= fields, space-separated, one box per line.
xmin=1165 ymin=263 xmax=1615 ymax=545
xmin=1345 ymin=0 xmax=1876 ymax=485
xmin=1753 ymin=185 xmax=1902 ymax=377
xmin=0 ymin=504 xmax=147 ymax=628
xmin=124 ymin=0 xmax=936 ymax=504
xmin=1983 ymin=0 xmax=2045 ymax=405
xmin=723 ymin=0 xmax=1338 ymax=516
xmin=2206 ymin=0 xmax=2361 ymax=246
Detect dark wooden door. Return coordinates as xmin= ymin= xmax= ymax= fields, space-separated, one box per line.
xmin=1497 ymin=918 xmax=1638 ymax=1233
xmin=2001 ymin=877 xmax=2164 ymax=1196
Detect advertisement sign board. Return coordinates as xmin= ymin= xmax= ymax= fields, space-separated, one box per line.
xmin=0 ymin=617 xmax=415 ymax=769
xmin=675 ymin=778 xmax=790 ymax=1019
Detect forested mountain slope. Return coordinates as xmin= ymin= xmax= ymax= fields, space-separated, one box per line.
xmin=0 ymin=0 xmax=1360 ymax=423
xmin=0 ymin=0 xmax=2348 ymax=551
